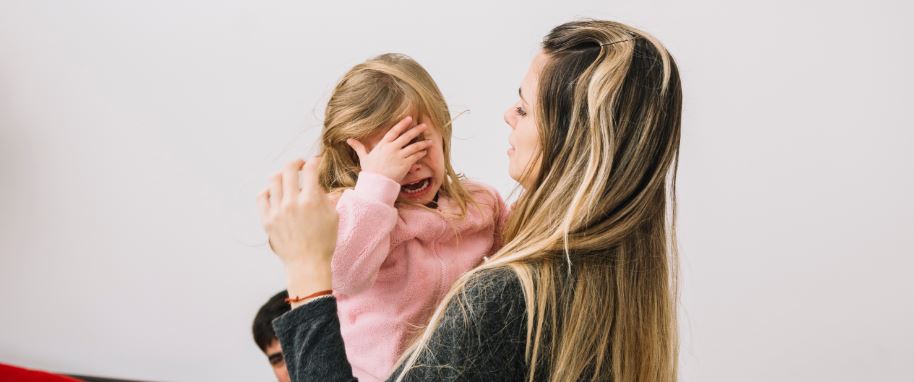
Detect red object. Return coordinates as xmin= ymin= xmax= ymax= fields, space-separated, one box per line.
xmin=285 ymin=289 xmax=333 ymax=303
xmin=0 ymin=363 xmax=83 ymax=382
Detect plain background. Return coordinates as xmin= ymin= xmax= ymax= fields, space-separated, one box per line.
xmin=2 ymin=0 xmax=912 ymax=380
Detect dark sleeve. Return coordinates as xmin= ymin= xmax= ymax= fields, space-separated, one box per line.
xmin=272 ymin=296 xmax=356 ymax=382
xmin=273 ymin=269 xmax=529 ymax=382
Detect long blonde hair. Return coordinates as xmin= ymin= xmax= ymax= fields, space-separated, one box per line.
xmin=319 ymin=53 xmax=473 ymax=215
xmin=398 ymin=20 xmax=682 ymax=382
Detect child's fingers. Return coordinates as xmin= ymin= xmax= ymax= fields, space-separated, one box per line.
xmin=282 ymin=159 xmax=305 ymax=201
xmin=401 ymin=139 xmax=433 ymax=157
xmin=346 ymin=138 xmax=369 ymax=159
xmin=392 ymin=123 xmax=428 ymax=148
xmin=404 ymin=150 xmax=428 ymax=163
xmin=382 ymin=116 xmax=414 ymax=142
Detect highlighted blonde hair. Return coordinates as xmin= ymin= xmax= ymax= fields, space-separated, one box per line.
xmin=398 ymin=20 xmax=682 ymax=382
xmin=318 ymin=53 xmax=472 ymax=216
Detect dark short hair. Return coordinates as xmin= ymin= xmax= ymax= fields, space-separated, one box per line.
xmin=252 ymin=290 xmax=290 ymax=352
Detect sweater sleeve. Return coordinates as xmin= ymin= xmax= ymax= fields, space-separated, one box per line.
xmin=273 ymin=270 xmax=529 ymax=382
xmin=331 ymin=172 xmax=401 ymax=295
xmin=272 ymin=296 xmax=356 ymax=382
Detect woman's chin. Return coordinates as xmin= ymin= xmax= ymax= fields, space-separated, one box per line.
xmin=508 ymin=171 xmax=534 ymax=190
xmin=508 ymin=169 xmax=522 ymax=184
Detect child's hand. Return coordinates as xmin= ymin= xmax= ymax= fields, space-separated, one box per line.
xmin=346 ymin=116 xmax=434 ymax=183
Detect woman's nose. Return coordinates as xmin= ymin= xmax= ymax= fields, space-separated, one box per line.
xmin=503 ymin=107 xmax=515 ymax=128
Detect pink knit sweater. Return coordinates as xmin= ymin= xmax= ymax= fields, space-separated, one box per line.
xmin=331 ymin=172 xmax=507 ymax=382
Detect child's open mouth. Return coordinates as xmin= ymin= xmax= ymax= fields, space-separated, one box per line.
xmin=400 ymin=178 xmax=431 ymax=197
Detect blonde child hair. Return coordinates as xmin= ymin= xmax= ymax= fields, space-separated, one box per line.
xmin=318 ymin=53 xmax=473 ymax=216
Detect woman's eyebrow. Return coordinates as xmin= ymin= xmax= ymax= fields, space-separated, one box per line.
xmin=518 ymin=87 xmax=527 ymax=104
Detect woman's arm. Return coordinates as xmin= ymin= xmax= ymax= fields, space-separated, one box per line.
xmin=260 ymin=154 xmax=527 ymax=381
xmin=272 ymin=297 xmax=357 ymax=381
xmin=257 ymin=158 xmax=336 ymax=308
xmin=273 ymin=269 xmax=528 ymax=381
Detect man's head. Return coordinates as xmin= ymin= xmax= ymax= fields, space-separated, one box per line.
xmin=252 ymin=290 xmax=291 ymax=382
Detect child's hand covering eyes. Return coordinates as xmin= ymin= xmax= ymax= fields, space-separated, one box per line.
xmin=346 ymin=116 xmax=434 ymax=183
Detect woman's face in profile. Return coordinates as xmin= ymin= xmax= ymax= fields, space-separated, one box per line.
xmin=504 ymin=52 xmax=546 ymax=188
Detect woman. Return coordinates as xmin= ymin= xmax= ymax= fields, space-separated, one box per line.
xmin=258 ymin=19 xmax=682 ymax=382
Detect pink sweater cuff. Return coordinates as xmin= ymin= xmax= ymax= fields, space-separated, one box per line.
xmin=354 ymin=172 xmax=401 ymax=206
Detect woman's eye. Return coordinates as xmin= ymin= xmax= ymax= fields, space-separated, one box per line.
xmin=515 ymin=106 xmax=527 ymax=117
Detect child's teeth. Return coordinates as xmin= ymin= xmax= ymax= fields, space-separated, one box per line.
xmin=403 ymin=179 xmax=428 ymax=194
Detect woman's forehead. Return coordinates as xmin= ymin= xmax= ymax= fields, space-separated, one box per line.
xmin=521 ymin=52 xmax=549 ymax=101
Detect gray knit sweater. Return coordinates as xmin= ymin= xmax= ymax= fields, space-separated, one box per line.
xmin=272 ymin=269 xmax=532 ymax=381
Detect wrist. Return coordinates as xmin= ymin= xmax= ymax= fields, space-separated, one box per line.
xmin=285 ymin=289 xmax=333 ymax=309
xmin=355 ymin=172 xmax=402 ymax=205
xmin=284 ymin=258 xmax=332 ymax=302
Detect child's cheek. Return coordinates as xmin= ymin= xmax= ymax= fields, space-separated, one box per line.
xmin=434 ymin=147 xmax=447 ymax=176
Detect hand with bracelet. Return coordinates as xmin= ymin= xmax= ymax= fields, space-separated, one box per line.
xmin=257 ymin=156 xmax=339 ymax=308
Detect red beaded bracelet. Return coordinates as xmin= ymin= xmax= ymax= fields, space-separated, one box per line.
xmin=285 ymin=289 xmax=333 ymax=304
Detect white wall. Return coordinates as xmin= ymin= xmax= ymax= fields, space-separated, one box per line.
xmin=1 ymin=0 xmax=912 ymax=380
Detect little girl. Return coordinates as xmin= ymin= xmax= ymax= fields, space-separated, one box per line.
xmin=316 ymin=53 xmax=507 ymax=381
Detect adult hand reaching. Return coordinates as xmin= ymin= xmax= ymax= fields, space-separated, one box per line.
xmin=257 ymin=156 xmax=338 ymax=308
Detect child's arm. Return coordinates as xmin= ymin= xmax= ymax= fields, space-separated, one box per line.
xmin=333 ymin=116 xmax=431 ymax=294
xmin=331 ymin=172 xmax=401 ymax=295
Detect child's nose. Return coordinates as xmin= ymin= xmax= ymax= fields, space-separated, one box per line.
xmin=409 ymin=164 xmax=422 ymax=173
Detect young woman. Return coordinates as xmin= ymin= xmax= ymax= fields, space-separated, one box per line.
xmin=258 ymin=19 xmax=683 ymax=382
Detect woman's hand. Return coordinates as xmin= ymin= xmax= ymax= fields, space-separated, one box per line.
xmin=346 ymin=116 xmax=434 ymax=182
xmin=257 ymin=156 xmax=338 ymax=307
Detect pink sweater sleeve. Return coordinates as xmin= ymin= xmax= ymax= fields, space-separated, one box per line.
xmin=331 ymin=172 xmax=401 ymax=295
